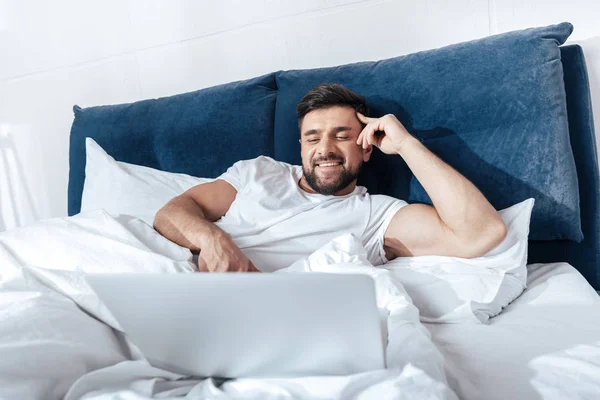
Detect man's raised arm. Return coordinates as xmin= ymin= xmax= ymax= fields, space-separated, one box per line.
xmin=356 ymin=113 xmax=507 ymax=259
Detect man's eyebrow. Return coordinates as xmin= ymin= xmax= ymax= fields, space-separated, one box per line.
xmin=302 ymin=129 xmax=321 ymax=137
xmin=332 ymin=126 xmax=352 ymax=134
xmin=302 ymin=126 xmax=353 ymax=136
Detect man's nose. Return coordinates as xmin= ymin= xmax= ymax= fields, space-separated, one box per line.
xmin=317 ymin=136 xmax=336 ymax=154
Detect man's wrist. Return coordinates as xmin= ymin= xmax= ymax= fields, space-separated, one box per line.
xmin=198 ymin=225 xmax=229 ymax=249
xmin=395 ymin=136 xmax=421 ymax=157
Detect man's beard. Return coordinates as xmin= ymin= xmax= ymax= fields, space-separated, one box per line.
xmin=302 ymin=156 xmax=362 ymax=195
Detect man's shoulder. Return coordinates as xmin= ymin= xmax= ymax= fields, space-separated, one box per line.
xmin=228 ymin=156 xmax=296 ymax=182
xmin=368 ymin=193 xmax=409 ymax=210
xmin=233 ymin=155 xmax=293 ymax=169
xmin=256 ymin=155 xmax=294 ymax=168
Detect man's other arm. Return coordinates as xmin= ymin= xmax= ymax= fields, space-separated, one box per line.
xmin=154 ymin=180 xmax=235 ymax=251
xmin=356 ymin=113 xmax=507 ymax=259
xmin=154 ymin=180 xmax=258 ymax=272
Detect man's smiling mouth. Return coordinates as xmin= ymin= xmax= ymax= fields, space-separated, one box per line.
xmin=317 ymin=162 xmax=342 ymax=167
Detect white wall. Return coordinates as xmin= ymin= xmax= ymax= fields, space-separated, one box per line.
xmin=1 ymin=0 xmax=600 ymax=231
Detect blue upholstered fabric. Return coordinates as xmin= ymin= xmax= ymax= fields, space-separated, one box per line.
xmin=68 ymin=73 xmax=278 ymax=215
xmin=274 ymin=22 xmax=580 ymax=241
xmin=529 ymin=45 xmax=600 ymax=289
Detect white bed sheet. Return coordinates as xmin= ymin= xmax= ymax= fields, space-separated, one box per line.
xmin=426 ymin=262 xmax=600 ymax=400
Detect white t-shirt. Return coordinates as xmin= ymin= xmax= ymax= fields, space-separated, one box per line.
xmin=214 ymin=156 xmax=407 ymax=272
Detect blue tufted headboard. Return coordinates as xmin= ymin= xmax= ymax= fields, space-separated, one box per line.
xmin=68 ymin=28 xmax=600 ymax=289
xmin=528 ymin=45 xmax=599 ymax=288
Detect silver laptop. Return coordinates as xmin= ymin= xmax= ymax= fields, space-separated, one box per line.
xmin=86 ymin=272 xmax=384 ymax=379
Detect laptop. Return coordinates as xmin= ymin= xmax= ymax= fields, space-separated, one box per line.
xmin=86 ymin=272 xmax=385 ymax=379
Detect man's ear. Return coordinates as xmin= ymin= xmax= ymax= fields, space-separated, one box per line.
xmin=362 ymin=145 xmax=373 ymax=162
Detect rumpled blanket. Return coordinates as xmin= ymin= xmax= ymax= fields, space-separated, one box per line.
xmin=0 ymin=211 xmax=456 ymax=399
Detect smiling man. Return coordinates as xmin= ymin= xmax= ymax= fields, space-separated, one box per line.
xmin=154 ymin=83 xmax=507 ymax=272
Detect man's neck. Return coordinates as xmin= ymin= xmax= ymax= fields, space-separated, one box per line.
xmin=297 ymin=177 xmax=356 ymax=196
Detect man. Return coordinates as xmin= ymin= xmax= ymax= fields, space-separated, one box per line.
xmin=154 ymin=84 xmax=506 ymax=272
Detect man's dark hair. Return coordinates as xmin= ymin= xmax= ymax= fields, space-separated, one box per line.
xmin=296 ymin=83 xmax=368 ymax=129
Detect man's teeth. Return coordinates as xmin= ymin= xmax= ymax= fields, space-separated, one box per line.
xmin=318 ymin=162 xmax=341 ymax=167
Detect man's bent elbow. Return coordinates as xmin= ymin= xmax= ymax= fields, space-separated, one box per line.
xmin=153 ymin=197 xmax=177 ymax=232
xmin=478 ymin=219 xmax=508 ymax=257
xmin=153 ymin=206 xmax=166 ymax=233
xmin=493 ymin=219 xmax=508 ymax=246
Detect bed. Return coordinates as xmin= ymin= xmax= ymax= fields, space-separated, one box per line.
xmin=427 ymin=262 xmax=600 ymax=400
xmin=1 ymin=22 xmax=599 ymax=399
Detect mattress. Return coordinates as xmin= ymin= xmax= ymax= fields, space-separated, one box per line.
xmin=427 ymin=262 xmax=600 ymax=400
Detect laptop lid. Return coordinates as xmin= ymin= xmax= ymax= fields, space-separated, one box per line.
xmin=86 ymin=272 xmax=384 ymax=378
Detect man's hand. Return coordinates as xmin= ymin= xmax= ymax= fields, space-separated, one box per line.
xmin=197 ymin=230 xmax=260 ymax=273
xmin=356 ymin=112 xmax=413 ymax=155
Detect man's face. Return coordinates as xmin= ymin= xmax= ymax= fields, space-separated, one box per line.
xmin=299 ymin=106 xmax=372 ymax=195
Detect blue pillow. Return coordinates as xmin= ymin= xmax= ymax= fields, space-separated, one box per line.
xmin=274 ymin=22 xmax=581 ymax=241
xmin=68 ymin=73 xmax=278 ymax=215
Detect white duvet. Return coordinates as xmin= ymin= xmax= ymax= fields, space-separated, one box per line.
xmin=0 ymin=211 xmax=457 ymax=400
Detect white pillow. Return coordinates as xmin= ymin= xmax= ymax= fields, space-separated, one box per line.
xmin=382 ymin=198 xmax=535 ymax=324
xmin=81 ymin=138 xmax=211 ymax=225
